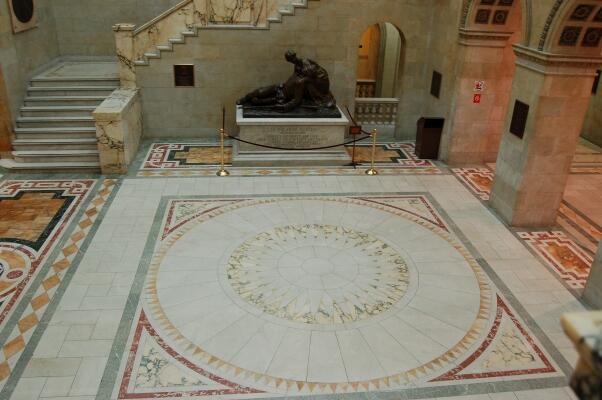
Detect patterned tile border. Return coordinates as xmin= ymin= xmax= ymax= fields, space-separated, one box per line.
xmin=451 ymin=168 xmax=599 ymax=291
xmin=135 ymin=142 xmax=443 ymax=177
xmin=518 ymin=231 xmax=594 ymax=289
xmin=0 ymin=180 xmax=96 ymax=327
xmin=98 ymin=192 xmax=571 ymax=400
xmin=0 ymin=179 xmax=118 ymax=390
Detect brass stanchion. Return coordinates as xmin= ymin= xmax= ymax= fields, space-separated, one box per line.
xmin=216 ymin=128 xmax=230 ymax=177
xmin=365 ymin=128 xmax=379 ymax=175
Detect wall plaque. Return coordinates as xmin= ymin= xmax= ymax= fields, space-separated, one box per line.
xmin=509 ymin=100 xmax=529 ymax=139
xmin=430 ymin=71 xmax=442 ymax=99
xmin=174 ymin=64 xmax=194 ymax=87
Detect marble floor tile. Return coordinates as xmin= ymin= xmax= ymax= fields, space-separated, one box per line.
xmin=0 ymin=167 xmax=589 ymax=400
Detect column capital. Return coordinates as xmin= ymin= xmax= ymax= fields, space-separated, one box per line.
xmin=513 ymin=44 xmax=602 ymax=76
xmin=458 ymin=28 xmax=512 ymax=48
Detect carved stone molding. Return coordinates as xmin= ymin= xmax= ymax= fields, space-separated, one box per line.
xmin=514 ymin=43 xmax=602 ymax=75
xmin=459 ymin=28 xmax=513 ymax=47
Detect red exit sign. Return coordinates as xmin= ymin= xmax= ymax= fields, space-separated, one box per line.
xmin=473 ymin=94 xmax=481 ymax=104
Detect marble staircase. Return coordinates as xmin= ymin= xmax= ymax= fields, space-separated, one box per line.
xmin=0 ymin=62 xmax=119 ymax=172
xmin=130 ymin=0 xmax=318 ymax=67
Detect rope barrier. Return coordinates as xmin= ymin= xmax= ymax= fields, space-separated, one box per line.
xmin=223 ymin=132 xmax=371 ymax=152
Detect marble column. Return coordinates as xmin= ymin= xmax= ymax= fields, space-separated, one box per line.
xmin=0 ymin=67 xmax=13 ymax=157
xmin=584 ymin=241 xmax=602 ymax=309
xmin=442 ymin=30 xmax=513 ymax=165
xmin=489 ymin=45 xmax=601 ymax=227
xmin=113 ymin=23 xmax=137 ymax=89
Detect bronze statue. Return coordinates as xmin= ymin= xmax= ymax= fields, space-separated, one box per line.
xmin=237 ymin=50 xmax=340 ymax=118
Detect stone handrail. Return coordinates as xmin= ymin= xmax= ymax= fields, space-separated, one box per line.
xmin=114 ymin=0 xmax=313 ymax=87
xmin=356 ymin=79 xmax=376 ymax=98
xmin=134 ymin=0 xmax=193 ymax=36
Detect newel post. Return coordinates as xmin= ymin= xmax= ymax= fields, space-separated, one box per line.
xmin=113 ymin=23 xmax=137 ymax=89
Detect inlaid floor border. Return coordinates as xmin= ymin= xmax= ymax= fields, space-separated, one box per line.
xmin=451 ymin=167 xmax=599 ymax=298
xmin=99 ymin=191 xmax=572 ymax=400
xmin=129 ymin=140 xmax=449 ymax=178
xmin=0 ymin=178 xmax=122 ymax=399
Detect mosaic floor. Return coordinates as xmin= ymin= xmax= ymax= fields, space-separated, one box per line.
xmin=0 ymin=141 xmax=597 ymax=399
xmin=109 ymin=194 xmax=568 ymax=400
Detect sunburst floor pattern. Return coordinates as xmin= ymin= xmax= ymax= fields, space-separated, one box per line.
xmin=110 ymin=194 xmax=566 ymax=399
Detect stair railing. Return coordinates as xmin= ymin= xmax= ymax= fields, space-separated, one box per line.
xmin=113 ymin=0 xmax=276 ymax=88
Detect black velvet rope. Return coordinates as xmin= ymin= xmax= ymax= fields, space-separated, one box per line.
xmin=223 ymin=132 xmax=372 ymax=151
xmin=345 ymin=105 xmax=374 ymax=136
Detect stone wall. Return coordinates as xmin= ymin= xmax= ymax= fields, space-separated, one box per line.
xmin=50 ymin=0 xmax=181 ymax=56
xmin=0 ymin=0 xmax=60 ymax=117
xmin=582 ymin=85 xmax=602 ymax=147
xmin=422 ymin=0 xmax=463 ymax=157
xmin=135 ymin=0 xmax=435 ymax=139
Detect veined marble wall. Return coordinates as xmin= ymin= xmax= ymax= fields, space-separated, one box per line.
xmin=136 ymin=0 xmax=434 ymax=139
xmin=0 ymin=0 xmax=60 ymax=118
xmin=50 ymin=0 xmax=182 ymax=56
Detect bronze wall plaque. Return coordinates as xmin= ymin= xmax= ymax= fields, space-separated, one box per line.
xmin=174 ymin=64 xmax=194 ymax=87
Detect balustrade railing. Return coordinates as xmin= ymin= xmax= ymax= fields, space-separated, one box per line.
xmin=355 ymin=80 xmax=376 ymax=98
xmin=354 ymin=98 xmax=399 ymax=126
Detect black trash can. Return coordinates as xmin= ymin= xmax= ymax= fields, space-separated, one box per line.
xmin=415 ymin=117 xmax=445 ymax=160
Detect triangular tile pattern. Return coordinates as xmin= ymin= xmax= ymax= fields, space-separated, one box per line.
xmin=354 ymin=196 xmax=449 ymax=231
xmin=162 ymin=199 xmax=246 ymax=239
xmin=118 ymin=310 xmax=264 ymax=399
xmin=431 ymin=295 xmax=557 ymax=382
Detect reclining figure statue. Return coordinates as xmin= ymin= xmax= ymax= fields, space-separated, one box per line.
xmin=236 ymin=50 xmax=340 ymax=117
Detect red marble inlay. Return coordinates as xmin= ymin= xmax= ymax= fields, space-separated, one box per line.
xmin=118 ymin=310 xmax=264 ymax=399
xmin=431 ymin=295 xmax=556 ymax=382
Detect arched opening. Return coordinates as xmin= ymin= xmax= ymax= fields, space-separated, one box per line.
xmin=488 ymin=0 xmax=602 ymax=230
xmin=354 ymin=23 xmax=405 ymax=139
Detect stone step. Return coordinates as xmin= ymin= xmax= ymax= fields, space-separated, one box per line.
xmin=14 ymin=127 xmax=97 ymax=139
xmin=24 ymin=96 xmax=106 ymax=107
xmin=0 ymin=158 xmax=100 ymax=172
xmin=20 ymin=106 xmax=97 ymax=117
xmin=12 ymin=138 xmax=98 ymax=151
xmin=30 ymin=77 xmax=120 ymax=87
xmin=12 ymin=149 xmax=99 ymax=163
xmin=17 ymin=116 xmax=96 ymax=128
xmin=27 ymin=86 xmax=117 ymax=97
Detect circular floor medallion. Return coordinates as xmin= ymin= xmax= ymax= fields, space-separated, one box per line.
xmin=226 ymin=224 xmax=410 ymax=325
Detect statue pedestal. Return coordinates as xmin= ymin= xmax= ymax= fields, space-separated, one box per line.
xmin=232 ymin=106 xmax=351 ymax=167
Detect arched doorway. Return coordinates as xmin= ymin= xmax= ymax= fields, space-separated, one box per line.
xmin=354 ymin=23 xmax=405 ymax=139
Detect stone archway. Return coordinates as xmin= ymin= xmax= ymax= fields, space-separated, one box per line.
xmin=489 ymin=0 xmax=602 ymax=227
xmin=353 ymin=23 xmax=406 ymax=140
